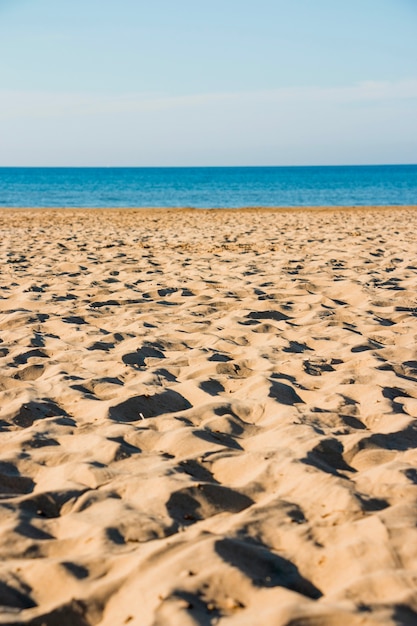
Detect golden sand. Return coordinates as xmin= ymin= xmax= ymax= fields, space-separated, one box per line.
xmin=0 ymin=206 xmax=416 ymax=625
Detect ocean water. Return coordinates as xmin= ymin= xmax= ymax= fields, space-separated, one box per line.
xmin=0 ymin=165 xmax=416 ymax=208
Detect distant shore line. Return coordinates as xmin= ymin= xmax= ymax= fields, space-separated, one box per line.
xmin=0 ymin=205 xmax=416 ymax=213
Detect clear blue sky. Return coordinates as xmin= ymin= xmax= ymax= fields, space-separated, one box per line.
xmin=1 ymin=0 xmax=416 ymax=166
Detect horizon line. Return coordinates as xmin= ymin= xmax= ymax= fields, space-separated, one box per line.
xmin=0 ymin=163 xmax=416 ymax=169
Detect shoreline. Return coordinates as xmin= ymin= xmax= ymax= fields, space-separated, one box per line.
xmin=0 ymin=204 xmax=416 ymax=210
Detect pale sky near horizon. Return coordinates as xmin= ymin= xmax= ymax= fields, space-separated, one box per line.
xmin=0 ymin=0 xmax=416 ymax=166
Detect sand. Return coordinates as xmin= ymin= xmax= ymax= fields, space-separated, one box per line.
xmin=0 ymin=206 xmax=416 ymax=625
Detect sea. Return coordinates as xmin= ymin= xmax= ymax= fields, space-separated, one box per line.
xmin=0 ymin=165 xmax=416 ymax=208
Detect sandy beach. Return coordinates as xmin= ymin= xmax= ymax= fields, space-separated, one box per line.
xmin=0 ymin=205 xmax=417 ymax=625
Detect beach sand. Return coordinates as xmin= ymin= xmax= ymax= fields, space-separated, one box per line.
xmin=0 ymin=206 xmax=417 ymax=625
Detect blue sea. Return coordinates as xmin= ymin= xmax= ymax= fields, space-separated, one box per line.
xmin=0 ymin=165 xmax=416 ymax=208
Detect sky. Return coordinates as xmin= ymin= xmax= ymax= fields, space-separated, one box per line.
xmin=0 ymin=0 xmax=416 ymax=166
